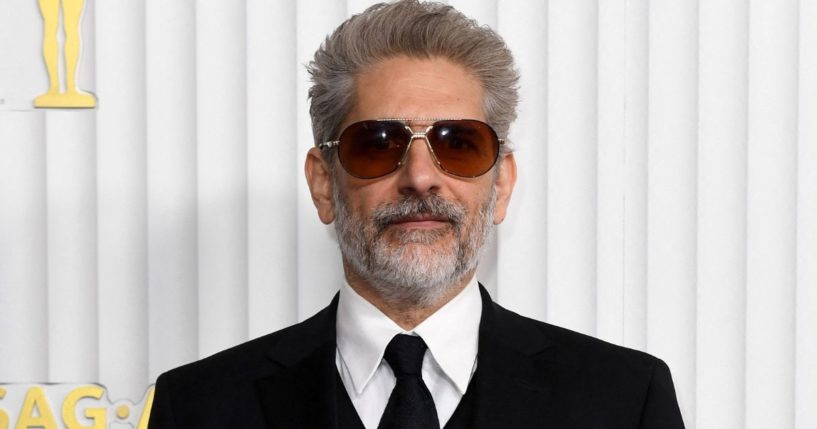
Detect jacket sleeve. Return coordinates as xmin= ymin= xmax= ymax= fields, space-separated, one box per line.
xmin=638 ymin=358 xmax=686 ymax=428
xmin=147 ymin=373 xmax=178 ymax=428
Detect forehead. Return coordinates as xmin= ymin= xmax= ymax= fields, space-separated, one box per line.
xmin=344 ymin=56 xmax=485 ymax=126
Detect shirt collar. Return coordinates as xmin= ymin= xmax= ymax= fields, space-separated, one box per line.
xmin=336 ymin=276 xmax=482 ymax=395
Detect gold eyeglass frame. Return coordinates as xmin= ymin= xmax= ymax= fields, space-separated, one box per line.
xmin=317 ymin=118 xmax=506 ymax=179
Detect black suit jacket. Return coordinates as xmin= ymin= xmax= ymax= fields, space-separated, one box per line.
xmin=148 ymin=286 xmax=685 ymax=428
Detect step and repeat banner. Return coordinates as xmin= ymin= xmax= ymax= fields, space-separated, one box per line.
xmin=1 ymin=0 xmax=815 ymax=428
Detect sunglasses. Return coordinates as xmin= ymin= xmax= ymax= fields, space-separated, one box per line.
xmin=318 ymin=119 xmax=505 ymax=179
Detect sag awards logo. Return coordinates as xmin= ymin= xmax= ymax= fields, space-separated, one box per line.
xmin=34 ymin=0 xmax=96 ymax=108
xmin=0 ymin=385 xmax=153 ymax=429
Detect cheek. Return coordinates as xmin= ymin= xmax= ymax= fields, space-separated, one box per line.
xmin=344 ymin=197 xmax=381 ymax=224
xmin=345 ymin=182 xmax=400 ymax=215
xmin=460 ymin=183 xmax=494 ymax=208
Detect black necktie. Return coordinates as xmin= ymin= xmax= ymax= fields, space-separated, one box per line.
xmin=378 ymin=334 xmax=440 ymax=429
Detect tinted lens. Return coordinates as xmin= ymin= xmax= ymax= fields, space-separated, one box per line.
xmin=337 ymin=121 xmax=411 ymax=179
xmin=427 ymin=120 xmax=500 ymax=177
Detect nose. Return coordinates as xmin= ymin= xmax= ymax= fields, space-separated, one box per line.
xmin=396 ymin=134 xmax=443 ymax=196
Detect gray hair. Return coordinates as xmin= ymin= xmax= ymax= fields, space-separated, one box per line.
xmin=307 ymin=0 xmax=519 ymax=153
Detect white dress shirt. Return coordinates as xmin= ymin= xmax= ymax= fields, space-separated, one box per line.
xmin=335 ymin=276 xmax=482 ymax=429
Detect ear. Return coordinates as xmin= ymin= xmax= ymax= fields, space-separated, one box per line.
xmin=305 ymin=147 xmax=336 ymax=224
xmin=492 ymin=153 xmax=517 ymax=224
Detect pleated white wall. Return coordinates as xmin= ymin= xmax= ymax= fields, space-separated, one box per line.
xmin=95 ymin=0 xmax=149 ymax=401
xmin=145 ymin=0 xmax=198 ymax=386
xmin=0 ymin=0 xmax=815 ymax=427
xmin=0 ymin=113 xmax=48 ymax=382
xmin=648 ymin=0 xmax=699 ymax=419
xmin=697 ymin=0 xmax=748 ymax=426
xmin=797 ymin=4 xmax=817 ymax=428
xmin=746 ymin=1 xmax=800 ymax=427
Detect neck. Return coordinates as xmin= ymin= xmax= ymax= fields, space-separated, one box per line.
xmin=343 ymin=265 xmax=475 ymax=330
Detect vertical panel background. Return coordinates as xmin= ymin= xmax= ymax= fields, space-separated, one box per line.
xmin=195 ymin=0 xmax=249 ymax=359
xmin=246 ymin=0 xmax=298 ymax=338
xmin=696 ymin=1 xmax=747 ymax=428
xmin=146 ymin=0 xmax=198 ymax=382
xmin=596 ymin=0 xmax=626 ymax=345
xmin=647 ymin=0 xmax=699 ymax=421
xmin=95 ymin=0 xmax=148 ymax=401
xmin=622 ymin=0 xmax=649 ymax=352
xmin=0 ymin=113 xmax=48 ymax=382
xmin=745 ymin=0 xmax=798 ymax=427
xmin=1 ymin=0 xmax=815 ymax=427
xmin=46 ymin=111 xmax=98 ymax=383
xmin=547 ymin=0 xmax=598 ymax=336
xmin=797 ymin=3 xmax=817 ymax=429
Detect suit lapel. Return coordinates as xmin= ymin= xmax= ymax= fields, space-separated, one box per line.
xmin=448 ymin=286 xmax=555 ymax=428
xmin=254 ymin=287 xmax=558 ymax=428
xmin=254 ymin=295 xmax=340 ymax=429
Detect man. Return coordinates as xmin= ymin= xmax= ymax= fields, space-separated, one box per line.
xmin=149 ymin=1 xmax=685 ymax=428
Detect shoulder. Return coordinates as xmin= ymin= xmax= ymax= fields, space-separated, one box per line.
xmin=488 ymin=300 xmax=668 ymax=390
xmin=488 ymin=294 xmax=659 ymax=365
xmin=159 ymin=298 xmax=336 ymax=388
xmin=480 ymin=300 xmax=684 ymax=427
xmin=149 ymin=299 xmax=337 ymax=427
xmin=158 ymin=329 xmax=281 ymax=391
xmin=149 ymin=329 xmax=284 ymax=428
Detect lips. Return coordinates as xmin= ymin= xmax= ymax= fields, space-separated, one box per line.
xmin=389 ymin=214 xmax=451 ymax=230
xmin=390 ymin=214 xmax=449 ymax=224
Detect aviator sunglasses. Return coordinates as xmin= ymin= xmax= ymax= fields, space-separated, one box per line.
xmin=318 ymin=119 xmax=505 ymax=179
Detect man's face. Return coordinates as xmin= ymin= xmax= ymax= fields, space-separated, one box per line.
xmin=306 ymin=56 xmax=516 ymax=307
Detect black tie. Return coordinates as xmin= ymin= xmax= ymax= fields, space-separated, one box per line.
xmin=378 ymin=334 xmax=440 ymax=429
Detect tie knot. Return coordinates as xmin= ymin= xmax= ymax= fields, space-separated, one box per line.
xmin=384 ymin=334 xmax=427 ymax=377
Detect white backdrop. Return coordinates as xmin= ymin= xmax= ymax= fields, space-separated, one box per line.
xmin=0 ymin=0 xmax=815 ymax=428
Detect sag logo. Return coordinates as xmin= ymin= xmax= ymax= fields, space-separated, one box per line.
xmin=34 ymin=0 xmax=96 ymax=108
xmin=0 ymin=384 xmax=153 ymax=429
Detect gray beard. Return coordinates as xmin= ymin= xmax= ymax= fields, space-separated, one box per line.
xmin=333 ymin=185 xmax=495 ymax=308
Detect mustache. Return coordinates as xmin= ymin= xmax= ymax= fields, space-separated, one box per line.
xmin=371 ymin=194 xmax=467 ymax=231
